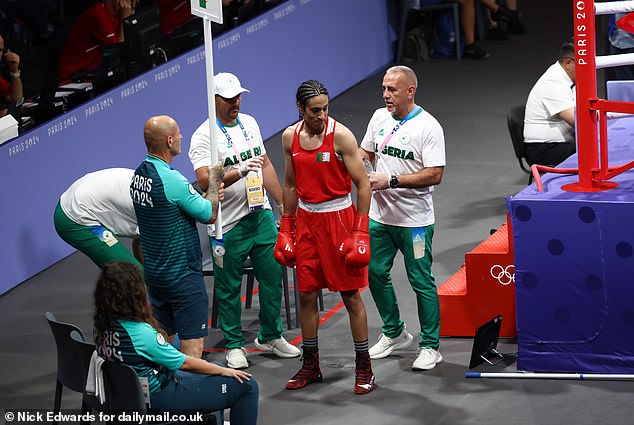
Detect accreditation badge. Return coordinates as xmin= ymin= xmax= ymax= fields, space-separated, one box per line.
xmin=92 ymin=226 xmax=118 ymax=247
xmin=138 ymin=376 xmax=151 ymax=407
xmin=412 ymin=227 xmax=426 ymax=259
xmin=245 ymin=171 xmax=265 ymax=213
xmin=213 ymin=237 xmax=225 ymax=269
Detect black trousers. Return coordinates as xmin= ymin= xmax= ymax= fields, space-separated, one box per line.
xmin=525 ymin=142 xmax=576 ymax=166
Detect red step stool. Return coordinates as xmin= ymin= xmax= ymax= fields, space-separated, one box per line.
xmin=438 ymin=216 xmax=516 ymax=337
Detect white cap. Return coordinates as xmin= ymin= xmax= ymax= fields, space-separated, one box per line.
xmin=214 ymin=72 xmax=250 ymax=98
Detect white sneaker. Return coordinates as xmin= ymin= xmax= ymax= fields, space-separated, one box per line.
xmin=226 ymin=347 xmax=249 ymax=369
xmin=369 ymin=324 xmax=414 ymax=359
xmin=254 ymin=337 xmax=301 ymax=358
xmin=412 ymin=347 xmax=443 ymax=370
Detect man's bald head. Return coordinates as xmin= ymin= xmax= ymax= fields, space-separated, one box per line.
xmin=143 ymin=115 xmax=182 ymax=160
xmin=385 ymin=65 xmax=418 ymax=90
xmin=382 ymin=65 xmax=418 ymax=119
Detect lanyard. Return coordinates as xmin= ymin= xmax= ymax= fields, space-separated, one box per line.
xmin=377 ymin=106 xmax=422 ymax=152
xmin=216 ymin=116 xmax=255 ymax=162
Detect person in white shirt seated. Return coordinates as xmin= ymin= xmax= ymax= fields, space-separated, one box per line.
xmin=523 ymin=40 xmax=576 ymax=166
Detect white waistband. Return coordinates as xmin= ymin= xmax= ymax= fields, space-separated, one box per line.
xmin=298 ymin=194 xmax=352 ymax=213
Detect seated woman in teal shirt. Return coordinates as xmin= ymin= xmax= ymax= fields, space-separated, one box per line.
xmin=93 ymin=262 xmax=258 ymax=424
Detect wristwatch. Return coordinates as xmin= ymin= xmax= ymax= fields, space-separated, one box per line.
xmin=389 ymin=175 xmax=399 ymax=188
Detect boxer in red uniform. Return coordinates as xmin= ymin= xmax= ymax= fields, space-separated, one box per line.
xmin=275 ymin=80 xmax=374 ymax=394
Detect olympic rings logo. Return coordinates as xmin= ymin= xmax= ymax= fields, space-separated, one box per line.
xmin=490 ymin=264 xmax=515 ymax=286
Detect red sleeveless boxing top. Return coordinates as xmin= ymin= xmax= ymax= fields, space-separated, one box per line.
xmin=291 ymin=117 xmax=352 ymax=203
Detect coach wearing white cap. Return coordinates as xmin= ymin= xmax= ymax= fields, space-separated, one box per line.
xmin=189 ymin=72 xmax=301 ymax=369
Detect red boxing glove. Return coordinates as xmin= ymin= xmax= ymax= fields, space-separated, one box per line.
xmin=342 ymin=214 xmax=371 ymax=267
xmin=274 ymin=214 xmax=296 ymax=266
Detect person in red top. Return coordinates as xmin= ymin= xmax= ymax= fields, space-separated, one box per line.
xmin=57 ymin=0 xmax=133 ymax=83
xmin=0 ymin=33 xmax=23 ymax=117
xmin=155 ymin=0 xmax=195 ymax=35
xmin=275 ymin=79 xmax=375 ymax=395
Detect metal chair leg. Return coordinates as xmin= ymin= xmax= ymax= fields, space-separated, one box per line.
xmin=52 ymin=380 xmax=62 ymax=425
xmin=245 ymin=270 xmax=255 ymax=309
xmin=281 ymin=267 xmax=292 ymax=330
xmin=451 ymin=3 xmax=461 ymax=60
xmin=318 ymin=289 xmax=324 ymax=312
xmin=211 ymin=289 xmax=219 ymax=328
xmin=292 ymin=267 xmax=300 ymax=329
xmin=396 ymin=0 xmax=408 ymax=63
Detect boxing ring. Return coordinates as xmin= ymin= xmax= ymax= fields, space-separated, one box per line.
xmin=507 ymin=0 xmax=634 ymax=373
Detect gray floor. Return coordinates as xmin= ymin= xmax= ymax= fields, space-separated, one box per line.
xmin=3 ymin=1 xmax=634 ymax=424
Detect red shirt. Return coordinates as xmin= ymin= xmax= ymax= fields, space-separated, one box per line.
xmin=291 ymin=117 xmax=352 ymax=203
xmin=156 ymin=0 xmax=193 ymax=34
xmin=0 ymin=77 xmax=10 ymax=101
xmin=58 ymin=2 xmax=120 ymax=83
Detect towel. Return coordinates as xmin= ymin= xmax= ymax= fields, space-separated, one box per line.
xmin=85 ymin=351 xmax=106 ymax=404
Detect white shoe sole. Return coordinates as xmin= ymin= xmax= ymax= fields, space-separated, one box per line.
xmin=254 ymin=338 xmax=301 ymax=358
xmin=412 ymin=352 xmax=443 ymax=370
xmin=272 ymin=346 xmax=302 ymax=358
xmin=226 ymin=351 xmax=249 ymax=369
xmin=227 ymin=360 xmax=249 ymax=369
xmin=369 ymin=332 xmax=414 ymax=360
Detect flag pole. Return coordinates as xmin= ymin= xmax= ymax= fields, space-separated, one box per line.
xmin=202 ymin=16 xmax=224 ymax=258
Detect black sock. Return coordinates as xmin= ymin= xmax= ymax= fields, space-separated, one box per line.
xmin=354 ymin=339 xmax=369 ymax=353
xmin=303 ymin=337 xmax=318 ymax=351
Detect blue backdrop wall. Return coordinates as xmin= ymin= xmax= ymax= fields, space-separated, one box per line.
xmin=0 ymin=0 xmax=394 ymax=295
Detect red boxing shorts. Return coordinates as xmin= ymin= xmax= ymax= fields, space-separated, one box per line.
xmin=295 ymin=204 xmax=368 ymax=292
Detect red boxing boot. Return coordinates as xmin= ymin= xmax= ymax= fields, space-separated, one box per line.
xmin=353 ymin=351 xmax=375 ymax=395
xmin=285 ymin=349 xmax=323 ymax=390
